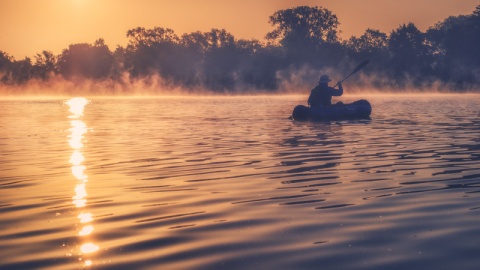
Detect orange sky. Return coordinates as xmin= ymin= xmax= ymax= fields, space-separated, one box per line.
xmin=1 ymin=0 xmax=478 ymax=59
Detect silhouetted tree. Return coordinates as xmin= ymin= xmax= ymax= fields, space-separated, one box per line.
xmin=33 ymin=51 xmax=56 ymax=80
xmin=388 ymin=23 xmax=433 ymax=87
xmin=11 ymin=57 xmax=33 ymax=84
xmin=0 ymin=51 xmax=13 ymax=83
xmin=124 ymin=27 xmax=181 ymax=80
xmin=92 ymin=39 xmax=114 ymax=79
xmin=426 ymin=5 xmax=480 ymax=88
xmin=266 ymin=6 xmax=340 ymax=66
xmin=57 ymin=39 xmax=114 ymax=80
xmin=237 ymin=43 xmax=282 ymax=90
xmin=110 ymin=46 xmax=127 ymax=80
xmin=345 ymin=29 xmax=388 ymax=87
xmin=58 ymin=43 xmax=89 ymax=78
xmin=2 ymin=5 xmax=480 ymax=92
xmin=201 ymin=29 xmax=238 ymax=90
xmin=347 ymin=29 xmax=388 ymax=61
xmin=126 ymin=27 xmax=179 ymax=48
xmin=266 ymin=6 xmax=339 ymax=45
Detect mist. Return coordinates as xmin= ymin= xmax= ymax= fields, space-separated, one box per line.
xmin=1 ymin=5 xmax=479 ymax=96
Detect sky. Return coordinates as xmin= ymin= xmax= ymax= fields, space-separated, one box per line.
xmin=0 ymin=0 xmax=478 ymax=59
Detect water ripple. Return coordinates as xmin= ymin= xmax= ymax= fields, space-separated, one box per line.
xmin=2 ymin=95 xmax=480 ymax=269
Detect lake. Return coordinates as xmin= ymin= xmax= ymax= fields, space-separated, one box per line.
xmin=1 ymin=94 xmax=480 ymax=269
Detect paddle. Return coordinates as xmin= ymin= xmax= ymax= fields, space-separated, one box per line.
xmin=333 ymin=60 xmax=369 ymax=87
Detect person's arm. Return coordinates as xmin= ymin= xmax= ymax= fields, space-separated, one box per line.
xmin=331 ymin=82 xmax=343 ymax=96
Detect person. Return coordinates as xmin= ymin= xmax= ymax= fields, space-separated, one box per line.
xmin=308 ymin=75 xmax=343 ymax=108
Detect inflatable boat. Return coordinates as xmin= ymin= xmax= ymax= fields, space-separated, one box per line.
xmin=291 ymin=99 xmax=372 ymax=121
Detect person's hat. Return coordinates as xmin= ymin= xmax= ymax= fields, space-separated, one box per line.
xmin=319 ymin=75 xmax=331 ymax=83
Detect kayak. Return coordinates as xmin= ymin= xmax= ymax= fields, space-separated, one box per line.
xmin=291 ymin=100 xmax=372 ymax=121
xmin=291 ymin=99 xmax=372 ymax=121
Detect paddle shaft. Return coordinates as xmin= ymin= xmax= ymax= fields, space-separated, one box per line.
xmin=333 ymin=60 xmax=369 ymax=87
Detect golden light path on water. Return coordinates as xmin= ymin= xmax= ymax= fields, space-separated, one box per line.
xmin=66 ymin=97 xmax=98 ymax=267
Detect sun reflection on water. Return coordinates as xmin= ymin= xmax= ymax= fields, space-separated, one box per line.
xmin=80 ymin=242 xmax=100 ymax=254
xmin=79 ymin=225 xmax=94 ymax=236
xmin=71 ymin=165 xmax=87 ymax=181
xmin=66 ymin=97 xmax=89 ymax=117
xmin=69 ymin=120 xmax=87 ymax=148
xmin=78 ymin=212 xmax=93 ymax=223
xmin=66 ymin=97 xmax=98 ymax=266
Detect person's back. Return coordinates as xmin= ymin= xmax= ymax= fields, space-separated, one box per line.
xmin=308 ymin=75 xmax=343 ymax=108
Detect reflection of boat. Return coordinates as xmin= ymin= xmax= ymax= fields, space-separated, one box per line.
xmin=291 ymin=100 xmax=372 ymax=121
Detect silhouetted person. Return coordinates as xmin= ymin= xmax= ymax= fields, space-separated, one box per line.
xmin=308 ymin=75 xmax=343 ymax=107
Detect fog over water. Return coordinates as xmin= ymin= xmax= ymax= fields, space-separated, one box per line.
xmin=2 ymin=5 xmax=480 ymax=94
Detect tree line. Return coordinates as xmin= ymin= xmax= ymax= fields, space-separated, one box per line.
xmin=1 ymin=5 xmax=479 ymax=93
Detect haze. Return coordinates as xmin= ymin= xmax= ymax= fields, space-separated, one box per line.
xmin=1 ymin=0 xmax=477 ymax=59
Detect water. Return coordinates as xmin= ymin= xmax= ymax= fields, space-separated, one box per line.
xmin=1 ymin=94 xmax=480 ymax=269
